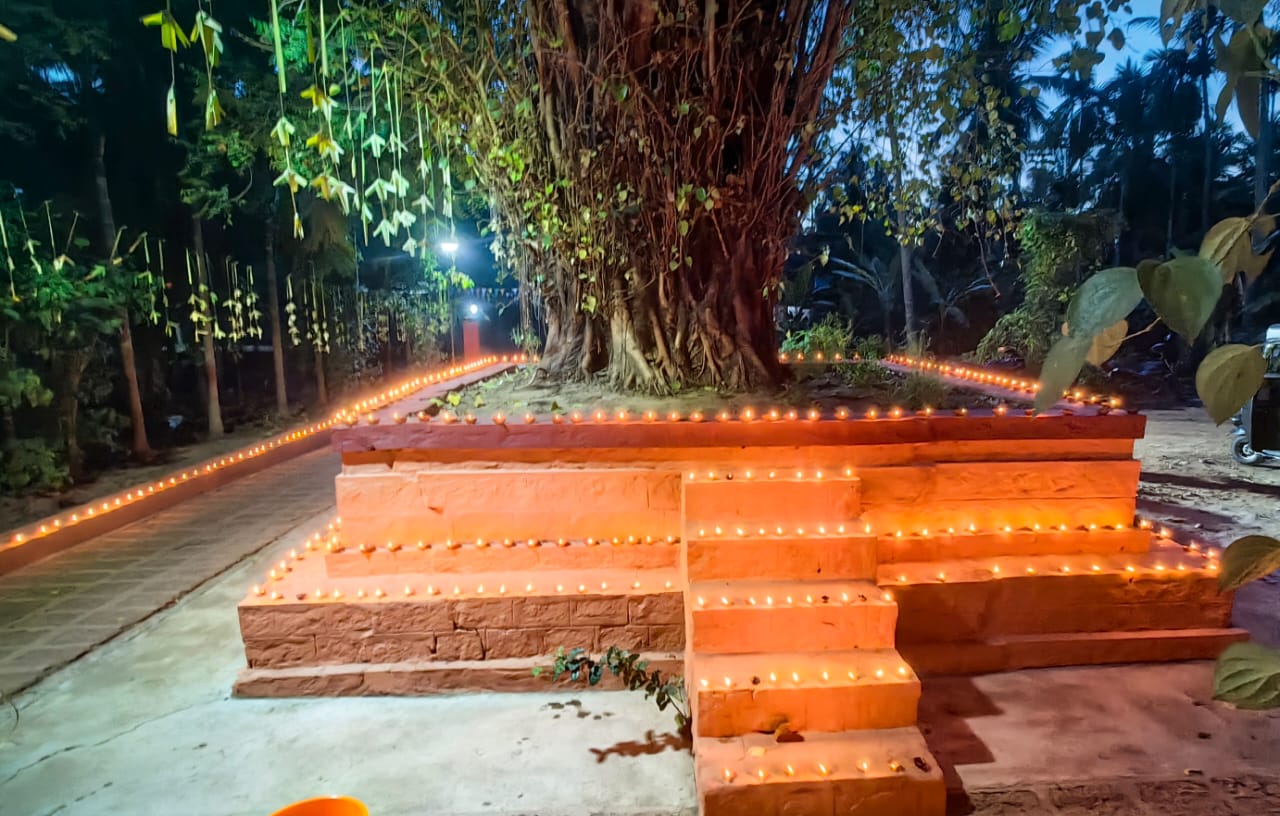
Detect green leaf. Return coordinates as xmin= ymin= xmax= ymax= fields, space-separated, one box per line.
xmin=1219 ymin=535 xmax=1280 ymax=592
xmin=1218 ymin=0 xmax=1268 ymax=25
xmin=1214 ymin=641 xmax=1280 ymax=709
xmin=678 ymin=219 xmax=689 ymax=237
xmin=1064 ymin=267 xmax=1142 ymax=339
xmin=1034 ymin=335 xmax=1090 ymax=413
xmin=1137 ymin=256 xmax=1222 ymax=341
xmin=1196 ymin=344 xmax=1268 ymax=425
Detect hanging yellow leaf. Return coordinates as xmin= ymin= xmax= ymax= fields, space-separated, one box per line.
xmin=270 ymin=117 xmax=296 ymax=147
xmin=166 ymin=83 xmax=179 ymax=136
xmin=305 ymin=131 xmax=344 ymax=162
xmin=273 ymin=167 xmax=310 ymax=193
xmin=190 ymin=11 xmax=224 ymax=67
xmin=0 ymin=22 xmax=17 ymax=42
xmin=141 ymin=10 xmax=190 ymax=52
xmin=204 ymin=89 xmax=225 ymax=130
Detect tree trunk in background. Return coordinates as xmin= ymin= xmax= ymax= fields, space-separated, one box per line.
xmin=1255 ymin=81 xmax=1272 ymax=209
xmin=1167 ymin=160 xmax=1176 ymax=253
xmin=93 ymin=132 xmax=152 ymax=459
xmin=1201 ymin=72 xmax=1212 ymax=233
xmin=264 ymin=214 xmax=288 ymax=416
xmin=313 ymin=344 xmax=328 ymax=405
xmin=58 ymin=354 xmax=88 ymax=481
xmin=887 ymin=113 xmax=916 ymax=346
xmin=191 ymin=215 xmax=224 ymax=436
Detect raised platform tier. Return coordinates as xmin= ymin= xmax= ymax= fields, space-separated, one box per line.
xmin=236 ymin=405 xmax=1245 ymax=816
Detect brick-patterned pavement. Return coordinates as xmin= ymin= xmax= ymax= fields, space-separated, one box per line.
xmin=0 ymin=448 xmax=338 ymax=698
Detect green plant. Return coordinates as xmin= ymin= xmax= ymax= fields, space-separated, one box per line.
xmin=893 ymin=372 xmax=948 ymax=410
xmin=534 ymin=646 xmax=690 ymax=739
xmin=838 ymin=361 xmax=892 ymax=390
xmin=852 ymin=336 xmax=886 ymax=361
xmin=1213 ymin=535 xmax=1280 ymax=709
xmin=780 ymin=314 xmax=855 ymax=358
xmin=0 ymin=438 xmax=68 ymax=493
xmin=1036 ymin=182 xmax=1278 ymax=421
xmin=977 ymin=211 xmax=1118 ymax=367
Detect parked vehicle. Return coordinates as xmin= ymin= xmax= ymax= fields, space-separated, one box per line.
xmin=1231 ymin=323 xmax=1280 ymax=466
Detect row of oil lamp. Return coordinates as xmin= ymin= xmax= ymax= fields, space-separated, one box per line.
xmin=882 ymin=353 xmax=1124 ymax=408
xmin=5 ymin=357 xmax=506 ymax=549
xmin=698 ymin=664 xmax=913 ymax=691
xmin=693 ymin=521 xmax=1139 ymax=538
xmin=346 ymin=534 xmax=680 ymax=554
xmin=695 ymin=590 xmax=896 ymax=607
xmin=353 ymin=400 xmax=1098 ymax=427
xmin=719 ymin=758 xmax=919 ymax=784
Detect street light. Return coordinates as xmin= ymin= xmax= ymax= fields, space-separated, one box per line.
xmin=439 ymin=240 xmax=459 ymax=255
xmin=467 ymin=303 xmax=480 ymax=317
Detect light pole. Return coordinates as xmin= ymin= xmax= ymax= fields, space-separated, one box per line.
xmin=440 ymin=240 xmax=459 ymax=360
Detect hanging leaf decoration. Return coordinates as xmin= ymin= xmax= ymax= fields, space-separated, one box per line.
xmin=165 ymin=83 xmax=178 ymax=136
xmin=271 ymin=117 xmax=296 ymax=148
xmin=141 ymin=10 xmax=190 ymax=52
xmin=190 ymin=10 xmax=224 ymax=67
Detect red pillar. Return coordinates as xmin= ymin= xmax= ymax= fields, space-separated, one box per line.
xmin=463 ymin=321 xmax=482 ymax=360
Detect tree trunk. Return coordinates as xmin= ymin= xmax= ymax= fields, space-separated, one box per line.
xmin=887 ymin=113 xmax=916 ymax=346
xmin=191 ymin=215 xmax=224 ymax=436
xmin=264 ymin=213 xmax=288 ymax=416
xmin=314 ymin=345 xmax=328 ymax=405
xmin=1201 ymin=72 xmax=1212 ymax=233
xmin=1167 ymin=160 xmax=1176 ymax=254
xmin=93 ymin=131 xmax=152 ymax=459
xmin=1255 ymin=79 xmax=1272 ymax=209
xmin=58 ymin=355 xmax=87 ymax=482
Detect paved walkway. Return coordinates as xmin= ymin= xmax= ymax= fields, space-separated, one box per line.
xmin=0 ymin=448 xmax=339 ymax=698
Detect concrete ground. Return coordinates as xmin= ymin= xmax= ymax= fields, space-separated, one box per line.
xmin=0 ymin=407 xmax=1278 ymax=815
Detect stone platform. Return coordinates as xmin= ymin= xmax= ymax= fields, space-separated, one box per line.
xmin=234 ymin=405 xmax=1245 ymax=816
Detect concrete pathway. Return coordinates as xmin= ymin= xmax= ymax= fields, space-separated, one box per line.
xmin=0 ymin=449 xmax=339 ymax=698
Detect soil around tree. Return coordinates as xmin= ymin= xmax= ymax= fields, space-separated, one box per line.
xmin=441 ymin=363 xmax=1017 ymax=418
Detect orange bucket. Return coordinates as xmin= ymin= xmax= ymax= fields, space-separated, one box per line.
xmin=269 ymin=796 xmax=368 ymax=816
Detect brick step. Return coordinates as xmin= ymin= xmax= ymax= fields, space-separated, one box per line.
xmin=686 ymin=533 xmax=876 ymax=582
xmin=875 ymin=526 xmax=1151 ymax=563
xmin=881 ymin=542 xmax=1230 ymax=643
xmin=692 ymin=649 xmax=919 ymax=737
xmin=695 ymin=727 xmax=944 ymax=816
xmin=689 ymin=579 xmax=896 ymax=654
xmin=325 ymin=535 xmax=680 ymax=577
xmin=900 ymin=627 xmax=1249 ymax=676
xmin=233 ymin=652 xmax=683 ymax=697
xmin=239 ymin=556 xmax=685 ymax=669
xmin=684 ymin=474 xmax=861 ymax=528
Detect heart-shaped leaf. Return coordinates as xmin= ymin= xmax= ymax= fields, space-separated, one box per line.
xmin=1214 ymin=641 xmax=1280 ymax=709
xmin=1219 ymin=534 xmax=1280 ymax=592
xmin=1034 ymin=335 xmax=1090 ymax=413
xmin=1138 ymin=256 xmax=1223 ymax=341
xmin=1195 ymin=344 xmax=1267 ymax=425
xmin=1086 ymin=319 xmax=1127 ymax=366
xmin=1065 ymin=267 xmax=1143 ymax=339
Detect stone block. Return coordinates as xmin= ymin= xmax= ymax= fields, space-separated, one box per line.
xmin=687 ymin=536 xmax=876 ymax=582
xmin=598 ymin=625 xmax=649 ymax=651
xmin=314 ymin=632 xmax=435 ymax=664
xmin=373 ymin=601 xmax=452 ymax=634
xmin=238 ymin=603 xmax=375 ymax=639
xmin=542 ymin=626 xmax=597 ymax=653
xmin=628 ymin=592 xmax=684 ymax=624
xmin=434 ymin=631 xmax=484 ymax=661
xmin=648 ymin=625 xmax=685 ymax=651
xmin=512 ymin=597 xmax=571 ymax=628
xmin=244 ymin=637 xmax=315 ymax=668
xmin=570 ymin=596 xmax=629 ymax=625
xmin=684 ymin=478 xmax=861 ymax=527
xmin=482 ymin=628 xmax=545 ymax=659
xmin=453 ymin=598 xmax=514 ymax=629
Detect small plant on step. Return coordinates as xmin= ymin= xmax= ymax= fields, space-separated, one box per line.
xmin=534 ymin=646 xmax=691 ymax=740
xmin=1214 ymin=534 xmax=1280 ymax=709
